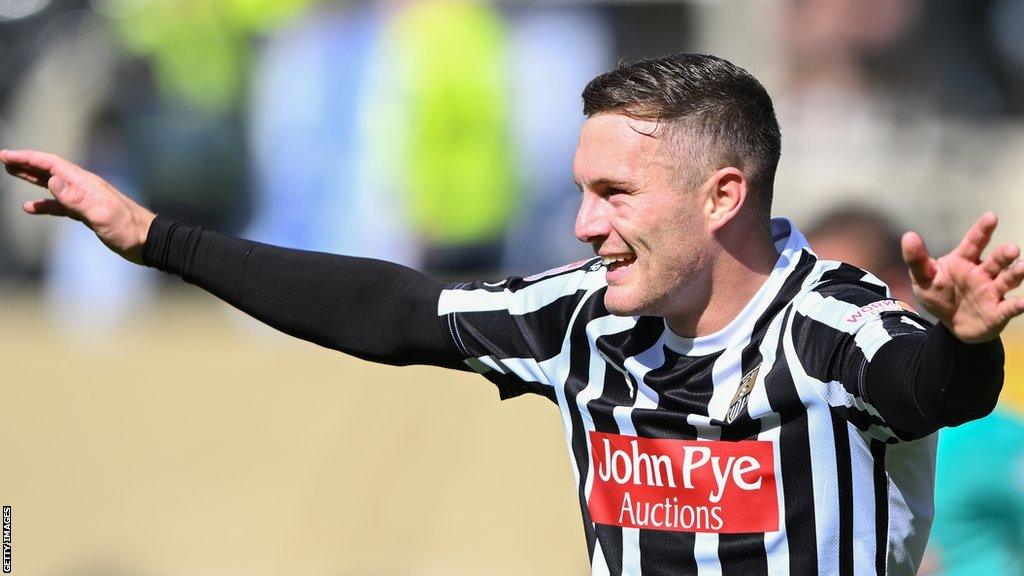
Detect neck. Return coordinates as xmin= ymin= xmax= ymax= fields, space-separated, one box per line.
xmin=665 ymin=224 xmax=779 ymax=338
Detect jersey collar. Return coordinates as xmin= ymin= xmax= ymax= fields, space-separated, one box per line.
xmin=662 ymin=218 xmax=810 ymax=356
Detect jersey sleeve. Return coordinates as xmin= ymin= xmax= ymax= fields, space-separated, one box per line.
xmin=438 ymin=258 xmax=606 ymax=400
xmin=789 ymin=264 xmax=935 ymax=442
xmin=790 ymin=264 xmax=1004 ymax=442
xmin=143 ymin=215 xmax=466 ymax=369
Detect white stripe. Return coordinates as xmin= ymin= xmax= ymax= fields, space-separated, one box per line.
xmin=901 ymin=316 xmax=926 ymax=331
xmin=469 ymin=356 xmax=552 ymax=386
xmin=760 ymin=413 xmax=790 ymax=574
xmin=817 ymin=379 xmax=899 ymax=441
xmin=783 ymin=308 xmax=843 ymax=576
xmin=850 ymin=427 xmax=879 ymax=576
xmin=613 ymin=336 xmax=666 ymax=576
xmin=577 ymin=353 xmax=608 ymax=563
xmin=853 ymin=319 xmax=895 ymax=361
xmin=591 ymin=538 xmax=612 ymax=576
xmin=477 ymin=355 xmax=508 ymax=374
xmin=552 ymin=288 xmax=617 ymax=490
xmin=550 ymin=302 xmax=634 ymax=576
xmin=795 ymin=292 xmax=861 ymax=334
xmin=687 ymin=352 xmax=733 ymax=576
xmin=883 ymin=436 xmax=937 ymax=576
xmin=437 ymin=267 xmax=606 ymax=315
xmin=744 ymin=306 xmax=791 ymax=573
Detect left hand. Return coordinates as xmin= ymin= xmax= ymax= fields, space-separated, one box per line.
xmin=902 ymin=212 xmax=1024 ymax=343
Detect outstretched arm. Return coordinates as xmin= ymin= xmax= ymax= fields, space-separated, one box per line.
xmin=1 ymin=149 xmax=466 ymax=368
xmin=859 ymin=214 xmax=1022 ymax=438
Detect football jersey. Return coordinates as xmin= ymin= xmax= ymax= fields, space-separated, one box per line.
xmin=438 ymin=218 xmax=936 ymax=576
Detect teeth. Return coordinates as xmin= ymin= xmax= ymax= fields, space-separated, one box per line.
xmin=601 ymin=254 xmax=636 ymax=266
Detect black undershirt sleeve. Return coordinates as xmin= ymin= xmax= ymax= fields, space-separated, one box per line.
xmin=863 ymin=322 xmax=1004 ymax=439
xmin=142 ymin=215 xmax=468 ymax=370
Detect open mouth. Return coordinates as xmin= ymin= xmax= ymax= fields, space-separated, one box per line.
xmin=601 ymin=254 xmax=637 ymax=273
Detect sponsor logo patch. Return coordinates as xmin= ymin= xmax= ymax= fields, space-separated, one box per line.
xmin=588 ymin=432 xmax=778 ymax=534
xmin=844 ymin=299 xmax=915 ymax=324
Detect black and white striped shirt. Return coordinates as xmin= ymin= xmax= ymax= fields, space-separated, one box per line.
xmin=147 ymin=215 xmax=1000 ymax=574
xmin=438 ymin=219 xmax=936 ymax=576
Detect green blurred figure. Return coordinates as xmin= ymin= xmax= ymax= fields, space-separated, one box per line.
xmin=386 ymin=0 xmax=516 ymax=274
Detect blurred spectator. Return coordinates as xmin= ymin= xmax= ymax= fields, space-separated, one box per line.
xmin=44 ymin=107 xmax=158 ymax=338
xmin=501 ymin=4 xmax=612 ymax=274
xmin=775 ymin=0 xmax=937 ymax=229
xmin=385 ymin=0 xmax=515 ymax=276
xmin=921 ymin=0 xmax=1024 ymax=117
xmin=244 ymin=1 xmax=417 ymax=265
xmin=804 ymin=204 xmax=918 ymax=306
xmin=806 ymin=204 xmax=1024 ymax=576
xmin=0 ymin=5 xmax=119 ymax=280
xmin=99 ymin=0 xmax=315 ymax=233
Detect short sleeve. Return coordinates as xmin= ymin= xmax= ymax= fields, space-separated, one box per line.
xmin=437 ymin=258 xmax=605 ymax=400
xmin=790 ymin=267 xmax=932 ymax=442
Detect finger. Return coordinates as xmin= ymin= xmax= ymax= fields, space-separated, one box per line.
xmin=22 ymin=198 xmax=71 ymax=217
xmin=953 ymin=211 xmax=998 ymax=263
xmin=902 ymin=231 xmax=937 ymax=288
xmin=997 ymin=296 xmax=1024 ymax=322
xmin=995 ymin=260 xmax=1024 ymax=295
xmin=4 ymin=163 xmax=53 ymax=188
xmin=0 ymin=149 xmax=81 ymax=186
xmin=0 ymin=149 xmax=61 ymax=173
xmin=981 ymin=243 xmax=1021 ymax=278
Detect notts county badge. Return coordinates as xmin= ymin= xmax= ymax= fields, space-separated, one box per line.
xmin=725 ymin=364 xmax=761 ymax=424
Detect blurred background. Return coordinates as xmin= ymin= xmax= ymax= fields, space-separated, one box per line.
xmin=2 ymin=0 xmax=1024 ymax=574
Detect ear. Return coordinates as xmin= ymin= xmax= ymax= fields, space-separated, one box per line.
xmin=702 ymin=167 xmax=748 ymax=232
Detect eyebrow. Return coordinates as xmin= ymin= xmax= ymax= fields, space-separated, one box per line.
xmin=572 ymin=176 xmax=634 ymax=191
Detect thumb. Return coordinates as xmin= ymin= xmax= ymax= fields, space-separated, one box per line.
xmin=902 ymin=231 xmax=937 ymax=288
xmin=47 ymin=175 xmax=66 ymax=196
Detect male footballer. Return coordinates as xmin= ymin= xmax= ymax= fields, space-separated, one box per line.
xmin=3 ymin=53 xmax=1022 ymax=575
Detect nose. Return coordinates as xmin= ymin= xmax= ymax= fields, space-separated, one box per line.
xmin=574 ymin=190 xmax=611 ymax=244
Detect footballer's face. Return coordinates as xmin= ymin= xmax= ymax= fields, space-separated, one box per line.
xmin=573 ymin=113 xmax=713 ymax=319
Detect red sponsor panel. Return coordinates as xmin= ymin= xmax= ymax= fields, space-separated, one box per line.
xmin=587 ymin=432 xmax=778 ymax=534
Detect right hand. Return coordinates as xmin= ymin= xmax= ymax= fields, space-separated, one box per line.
xmin=1 ymin=149 xmax=156 ymax=264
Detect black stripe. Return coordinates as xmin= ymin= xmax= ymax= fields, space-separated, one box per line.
xmin=815 ymin=264 xmax=887 ymax=298
xmin=790 ymin=312 xmax=862 ymax=396
xmin=716 ymin=329 xmax=771 ymax=573
xmin=474 ymin=368 xmax=553 ymax=401
xmin=638 ymin=531 xmax=698 ymax=576
xmin=591 ymin=317 xmax=665 ymax=431
xmin=831 ymin=409 xmax=854 ymax=576
xmin=764 ymin=308 xmax=819 ymax=575
xmin=454 ymin=291 xmax=588 ymax=362
xmin=591 ymin=317 xmax=674 ymax=576
xmin=871 ymin=439 xmax=888 ymax=575
xmin=632 ymin=336 xmax=708 ymax=576
xmin=588 ymin=323 xmax=663 ymax=576
xmin=715 ymin=253 xmax=817 ymax=575
xmin=836 ymin=406 xmax=897 ymax=440
xmin=562 ymin=291 xmax=608 ymax=567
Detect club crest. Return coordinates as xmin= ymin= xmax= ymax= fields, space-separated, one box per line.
xmin=725 ymin=364 xmax=761 ymax=424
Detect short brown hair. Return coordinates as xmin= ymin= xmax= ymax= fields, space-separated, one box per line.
xmin=582 ymin=53 xmax=781 ymax=218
